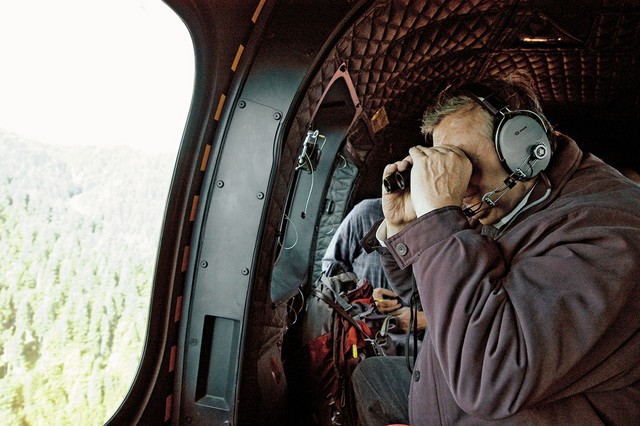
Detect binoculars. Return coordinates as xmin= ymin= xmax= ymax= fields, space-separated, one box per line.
xmin=383 ymin=169 xmax=411 ymax=193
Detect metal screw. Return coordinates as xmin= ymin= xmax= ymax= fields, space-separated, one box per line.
xmin=200 ymin=260 xmax=208 ymax=268
xmin=238 ymin=100 xmax=246 ymax=108
xmin=257 ymin=192 xmax=264 ymax=200
xmin=274 ymin=112 xmax=282 ymax=120
xmin=216 ymin=180 xmax=224 ymax=188
xmin=241 ymin=268 xmax=249 ymax=275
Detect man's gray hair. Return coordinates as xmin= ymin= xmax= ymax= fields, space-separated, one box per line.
xmin=420 ymin=72 xmax=553 ymax=148
xmin=420 ymin=96 xmax=493 ymax=142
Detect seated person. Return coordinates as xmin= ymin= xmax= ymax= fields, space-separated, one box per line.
xmin=322 ymin=198 xmax=427 ymax=350
xmin=322 ymin=198 xmax=390 ymax=289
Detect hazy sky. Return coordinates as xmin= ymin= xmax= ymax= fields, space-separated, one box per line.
xmin=0 ymin=0 xmax=194 ymax=152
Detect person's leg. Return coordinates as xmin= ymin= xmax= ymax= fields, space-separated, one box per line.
xmin=352 ymin=356 xmax=411 ymax=426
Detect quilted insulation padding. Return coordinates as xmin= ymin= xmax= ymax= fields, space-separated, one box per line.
xmin=311 ymin=153 xmax=359 ymax=283
xmin=339 ymin=0 xmax=639 ymax=123
xmin=342 ymin=0 xmax=639 ymax=192
xmin=258 ymin=0 xmax=640 ymax=305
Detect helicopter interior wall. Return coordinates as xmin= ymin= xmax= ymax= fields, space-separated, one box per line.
xmin=267 ymin=0 xmax=639 ymax=424
xmin=136 ymin=0 xmax=640 ymax=425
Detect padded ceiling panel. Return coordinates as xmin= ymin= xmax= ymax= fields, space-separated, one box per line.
xmin=309 ymin=0 xmax=640 ymax=198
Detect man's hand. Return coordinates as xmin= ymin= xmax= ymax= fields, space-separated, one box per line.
xmin=408 ymin=145 xmax=472 ymax=217
xmin=373 ymin=288 xmax=428 ymax=333
xmin=372 ymin=287 xmax=402 ymax=313
xmin=381 ymin=155 xmax=417 ymax=237
xmin=390 ymin=308 xmax=428 ymax=333
xmin=381 ymin=145 xmax=471 ymax=236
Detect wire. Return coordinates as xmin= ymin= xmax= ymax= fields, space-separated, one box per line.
xmin=337 ymin=154 xmax=347 ymax=169
xmin=406 ymin=275 xmax=419 ymax=373
xmin=318 ymin=134 xmax=327 ymax=150
xmin=300 ymin=135 xmax=326 ymax=218
xmin=301 ymin=152 xmax=314 ymax=218
xmin=277 ymin=213 xmax=299 ymax=250
xmin=495 ymin=172 xmax=552 ymax=237
xmin=287 ymin=289 xmax=304 ymax=324
xmin=325 ymin=216 xmax=336 ymax=235
xmin=280 ymin=133 xmax=329 ymax=248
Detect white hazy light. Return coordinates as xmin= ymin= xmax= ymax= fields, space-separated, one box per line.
xmin=0 ymin=0 xmax=194 ymax=153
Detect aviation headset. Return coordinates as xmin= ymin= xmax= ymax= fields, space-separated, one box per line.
xmin=460 ymin=82 xmax=552 ymax=181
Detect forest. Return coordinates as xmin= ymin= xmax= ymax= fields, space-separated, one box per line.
xmin=0 ymin=129 xmax=175 ymax=425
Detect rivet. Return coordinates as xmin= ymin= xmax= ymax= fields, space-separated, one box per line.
xmin=274 ymin=112 xmax=282 ymax=120
xmin=238 ymin=100 xmax=246 ymax=108
xmin=257 ymin=192 xmax=264 ymax=200
xmin=200 ymin=260 xmax=208 ymax=268
xmin=241 ymin=268 xmax=250 ymax=275
xmin=216 ymin=180 xmax=224 ymax=188
xmin=190 ymin=338 xmax=198 ymax=346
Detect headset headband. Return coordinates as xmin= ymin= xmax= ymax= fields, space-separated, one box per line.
xmin=459 ymin=82 xmax=511 ymax=117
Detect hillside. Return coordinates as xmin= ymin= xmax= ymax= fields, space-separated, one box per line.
xmin=0 ymin=129 xmax=176 ymax=425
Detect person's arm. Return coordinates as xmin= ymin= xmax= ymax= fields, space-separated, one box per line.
xmin=361 ymin=220 xmax=415 ymax=303
xmin=322 ymin=210 xmax=361 ymax=273
xmin=379 ymin=247 xmax=414 ymax=303
xmin=382 ymin=306 xmax=427 ymax=333
xmin=387 ymin=205 xmax=640 ymax=419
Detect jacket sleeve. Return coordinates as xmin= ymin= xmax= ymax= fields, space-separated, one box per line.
xmin=379 ymin=249 xmax=414 ymax=304
xmin=360 ymin=218 xmax=415 ymax=303
xmin=385 ymin=205 xmax=640 ymax=419
xmin=322 ymin=212 xmax=359 ymax=273
xmin=321 ymin=224 xmax=353 ymax=272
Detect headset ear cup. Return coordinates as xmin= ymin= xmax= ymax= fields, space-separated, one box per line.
xmin=494 ymin=111 xmax=551 ymax=180
xmin=459 ymin=82 xmax=552 ymax=179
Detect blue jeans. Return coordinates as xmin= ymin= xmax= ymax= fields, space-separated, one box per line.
xmin=352 ymin=356 xmax=411 ymax=426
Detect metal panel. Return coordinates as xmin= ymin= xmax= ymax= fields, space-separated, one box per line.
xmin=181 ymin=99 xmax=281 ymax=425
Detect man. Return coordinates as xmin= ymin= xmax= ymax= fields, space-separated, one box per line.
xmin=352 ymin=73 xmax=640 ymax=425
xmin=322 ymin=198 xmax=390 ymax=289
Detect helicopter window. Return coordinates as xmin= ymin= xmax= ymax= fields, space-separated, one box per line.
xmin=0 ymin=1 xmax=193 ymax=424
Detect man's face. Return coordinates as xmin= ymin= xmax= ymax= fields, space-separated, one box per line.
xmin=431 ymin=106 xmax=534 ymax=225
